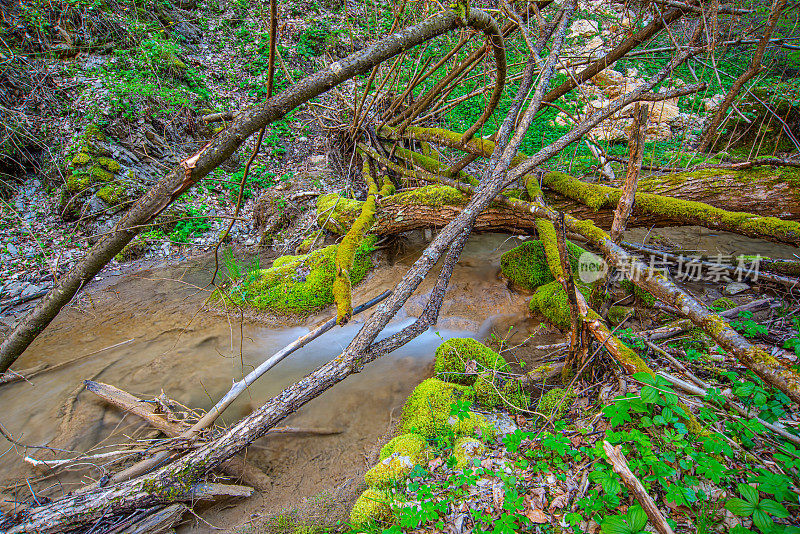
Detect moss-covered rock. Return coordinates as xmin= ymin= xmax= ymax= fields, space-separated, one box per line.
xmin=536 ymin=387 xmax=575 ymax=420
xmin=530 ymin=280 xmax=591 ymax=330
xmin=449 ymin=411 xmax=496 ymax=441
xmin=452 ymin=437 xmax=485 ymax=469
xmin=500 ymin=240 xmax=586 ymax=291
xmin=349 ymin=488 xmax=392 ymax=526
xmin=400 ymin=378 xmax=473 ymax=438
xmin=434 ymin=338 xmax=506 ymax=385
xmin=474 ymin=373 xmax=531 ymax=412
xmin=364 ymin=453 xmax=414 ymax=489
xmin=379 ymin=433 xmax=427 ymax=463
xmin=221 ymin=237 xmax=375 ymax=314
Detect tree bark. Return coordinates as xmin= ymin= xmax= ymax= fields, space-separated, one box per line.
xmin=610 ymin=102 xmax=648 ymax=242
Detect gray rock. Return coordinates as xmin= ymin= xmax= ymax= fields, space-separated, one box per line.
xmin=724 ymin=282 xmax=750 ymax=295
xmin=20 ymin=284 xmax=42 ymax=299
xmin=4 ymin=281 xmax=24 ymax=298
xmin=6 ymin=243 xmax=18 ymax=256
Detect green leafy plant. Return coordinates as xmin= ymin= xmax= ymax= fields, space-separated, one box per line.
xmin=724 ymin=483 xmax=790 ymax=533
xmin=601 ymin=505 xmax=649 ymax=534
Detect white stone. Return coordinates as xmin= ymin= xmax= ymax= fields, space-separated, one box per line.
xmin=569 ymin=19 xmax=599 ymax=39
xmin=724 ymin=282 xmax=750 ymax=295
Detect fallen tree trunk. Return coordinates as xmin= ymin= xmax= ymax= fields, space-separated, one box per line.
xmin=317 ymin=163 xmax=800 ymax=245
xmin=373 ymin=149 xmax=800 ymax=404
xmin=391 ymin=126 xmax=800 ymax=246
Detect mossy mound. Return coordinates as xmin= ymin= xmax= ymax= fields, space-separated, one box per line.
xmin=400 ymin=378 xmax=473 ymax=438
xmin=607 ymin=305 xmax=634 ymax=326
xmin=711 ymin=297 xmax=736 ymax=310
xmin=434 ymin=338 xmax=506 ymax=385
xmin=536 ymin=387 xmax=576 ymax=420
xmin=500 ymin=240 xmax=586 ymax=291
xmin=364 ymin=453 xmax=414 ymax=489
xmin=349 ymin=488 xmax=392 ymax=527
xmin=530 ymin=280 xmax=591 ymax=330
xmin=474 ymin=373 xmax=531 ymax=412
xmin=449 ymin=411 xmax=496 ymax=441
xmin=379 ymin=433 xmax=427 ymax=463
xmin=222 ymin=237 xmax=375 ymax=314
xmin=452 ymin=437 xmax=485 ymax=469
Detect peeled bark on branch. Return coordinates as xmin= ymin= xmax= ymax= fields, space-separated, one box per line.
xmin=0 ymin=6 xmax=501 ymax=374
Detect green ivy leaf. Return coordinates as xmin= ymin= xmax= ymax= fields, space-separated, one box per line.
xmin=725 ymin=498 xmax=756 ymax=517
xmin=640 ymin=386 xmax=660 ymax=404
xmin=751 ymin=508 xmax=774 ymax=532
xmin=627 ymin=506 xmax=648 ymax=531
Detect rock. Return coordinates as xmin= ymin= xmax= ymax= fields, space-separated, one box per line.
xmin=591 ymin=69 xmax=624 ymax=88
xmin=6 ymin=243 xmax=18 ymax=256
xmin=4 ymin=281 xmax=24 ymax=298
xmin=569 ymin=19 xmax=599 ymax=38
xmin=649 ymin=99 xmax=680 ymax=124
xmin=86 ymin=195 xmax=111 ymax=218
xmin=20 ymin=284 xmax=42 ymax=299
xmin=724 ymin=282 xmax=750 ymax=295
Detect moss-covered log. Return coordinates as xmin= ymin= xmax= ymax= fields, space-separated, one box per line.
xmin=332 ymin=155 xmax=394 ymax=324
xmin=389 ymin=127 xmax=800 ymax=246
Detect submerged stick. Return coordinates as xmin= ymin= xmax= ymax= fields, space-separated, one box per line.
xmin=189 ymin=289 xmax=391 ymax=434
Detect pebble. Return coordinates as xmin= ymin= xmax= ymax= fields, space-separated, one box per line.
xmin=724 ymin=282 xmax=750 ymax=295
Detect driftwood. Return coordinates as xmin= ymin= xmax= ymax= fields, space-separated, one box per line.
xmin=84 ymin=380 xmax=272 ymax=492
xmin=603 ymin=441 xmax=676 ymax=534
xmin=117 ymin=503 xmax=187 ymax=534
xmin=610 ymin=102 xmax=648 ymax=242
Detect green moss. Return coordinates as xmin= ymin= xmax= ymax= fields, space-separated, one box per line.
xmin=607 ymin=305 xmax=634 ymax=326
xmin=500 ymin=240 xmax=586 ymax=291
xmin=474 ymin=373 xmax=531 ymax=412
xmin=316 ymin=194 xmax=363 ymax=234
xmin=72 ymin=152 xmax=91 ymax=165
xmin=379 ymin=433 xmax=427 ymax=462
xmin=710 ymin=297 xmax=736 ymax=310
xmin=400 ymin=378 xmax=473 ymax=438
xmin=452 ymin=437 xmax=485 ymax=469
xmin=450 ymin=411 xmax=496 ymax=441
xmin=96 ymin=185 xmax=126 ymax=205
xmin=530 ymin=280 xmax=591 ymax=330
xmin=364 ymin=453 xmax=414 ymax=489
xmin=66 ymin=173 xmax=90 ymax=193
xmin=394 ymin=184 xmax=466 ymax=208
xmin=619 ymin=280 xmax=656 ymax=307
xmin=349 ymin=488 xmax=392 ymax=526
xmin=87 ymin=166 xmax=113 ymax=182
xmin=434 ymin=338 xmax=506 ymax=385
xmin=543 ymin=172 xmax=616 ymax=211
xmin=222 ymin=237 xmax=375 ymax=314
xmin=95 ymin=156 xmax=121 ymax=173
xmin=536 ymin=387 xmax=575 ymax=420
